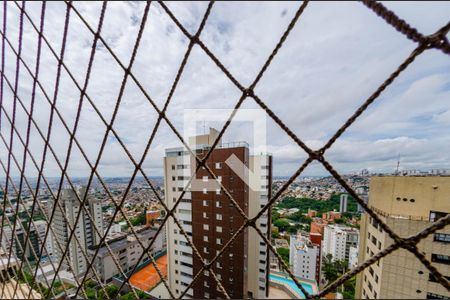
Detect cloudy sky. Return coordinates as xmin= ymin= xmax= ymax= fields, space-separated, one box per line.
xmin=0 ymin=1 xmax=449 ymax=180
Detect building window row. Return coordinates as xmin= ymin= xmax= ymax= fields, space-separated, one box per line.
xmin=426 ymin=292 xmax=450 ymax=299
xmin=431 ymin=254 xmax=450 ymax=265
xmin=434 ymin=233 xmax=450 ymax=243
xmin=429 ymin=273 xmax=450 ymax=282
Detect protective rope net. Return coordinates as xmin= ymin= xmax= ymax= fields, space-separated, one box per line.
xmin=0 ymin=1 xmax=449 ymax=299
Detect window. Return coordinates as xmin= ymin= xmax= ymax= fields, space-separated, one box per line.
xmin=375 ymin=274 xmax=379 ymax=283
xmin=204 ymin=293 xmax=209 ymax=298
xmin=216 ymin=226 xmax=222 ymax=233
xmin=204 ymin=224 xmax=209 ymax=230
xmin=204 ymin=270 xmax=209 ymax=276
xmin=172 ymin=165 xmax=175 ymax=170
xmin=431 ymin=254 xmax=450 ymax=265
xmin=216 ymin=214 xmax=222 ymax=220
xmin=218 ymin=176 xmax=222 ymax=182
xmin=429 ymin=273 xmax=450 ymax=282
xmin=203 ymin=188 xmax=207 ymax=194
xmin=371 ymin=236 xmax=377 ymax=245
xmin=426 ymin=292 xmax=450 ymax=299
xmin=204 ymin=281 xmax=209 ymax=287
xmin=429 ymin=211 xmax=448 ymax=222
xmin=203 ymin=212 xmax=208 ymax=219
xmin=217 ymin=238 xmax=222 ymax=245
xmin=216 ymin=189 xmax=221 ymax=195
xmin=204 ymin=247 xmax=209 ymax=254
xmin=203 ymin=176 xmax=208 ymax=182
xmin=216 ymin=262 xmax=222 ymax=268
xmin=172 ymin=176 xmax=176 ymax=181
xmin=204 ymin=236 xmax=209 ymax=242
xmin=215 ymin=162 xmax=221 ymax=169
xmin=172 ymin=187 xmax=176 ymax=192
xmin=434 ymin=233 xmax=450 ymax=243
xmin=203 ymin=200 xmax=208 ymax=207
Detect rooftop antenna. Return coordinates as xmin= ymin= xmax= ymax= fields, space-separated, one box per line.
xmin=395 ymin=154 xmax=401 ymax=176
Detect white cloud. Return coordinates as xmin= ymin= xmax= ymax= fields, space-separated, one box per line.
xmin=0 ymin=1 xmax=449 ymax=179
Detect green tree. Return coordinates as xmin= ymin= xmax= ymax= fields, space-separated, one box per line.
xmin=273 ymin=218 xmax=291 ymax=232
xmin=287 ymin=226 xmax=297 ymax=235
xmin=343 ymin=276 xmax=356 ymax=299
xmin=84 ymin=287 xmax=97 ymax=299
xmin=276 ymin=247 xmax=290 ymax=265
xmin=278 ymin=193 xmax=358 ymax=214
xmin=84 ymin=279 xmax=96 ymax=289
xmin=322 ymin=254 xmax=354 ymax=297
xmin=334 ymin=218 xmax=345 ymax=224
xmin=98 ymin=284 xmax=120 ymax=299
xmin=286 ymin=211 xmax=312 ymax=224
xmin=130 ymin=212 xmax=146 ymax=226
xmin=120 ymin=291 xmax=139 ymax=300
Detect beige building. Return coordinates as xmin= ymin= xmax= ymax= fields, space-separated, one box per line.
xmin=356 ymin=176 xmax=450 ymax=299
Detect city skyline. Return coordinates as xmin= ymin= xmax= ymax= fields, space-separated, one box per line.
xmin=0 ymin=1 xmax=449 ymax=299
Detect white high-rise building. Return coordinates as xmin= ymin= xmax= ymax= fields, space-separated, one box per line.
xmin=340 ymin=194 xmax=348 ymax=213
xmin=322 ymin=224 xmax=359 ymax=262
xmin=49 ymin=187 xmax=103 ymax=276
xmin=289 ymin=234 xmax=320 ymax=283
xmin=164 ymin=128 xmax=272 ymax=299
xmin=348 ymin=246 xmax=359 ymax=270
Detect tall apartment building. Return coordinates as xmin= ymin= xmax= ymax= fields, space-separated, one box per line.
xmin=164 ymin=128 xmax=272 ymax=299
xmin=0 ymin=220 xmax=47 ymax=262
xmin=88 ymin=226 xmax=166 ymax=283
xmin=355 ymin=176 xmax=450 ymax=299
xmin=49 ymin=187 xmax=103 ymax=276
xmin=289 ymin=234 xmax=320 ymax=284
xmin=322 ymin=224 xmax=359 ymax=261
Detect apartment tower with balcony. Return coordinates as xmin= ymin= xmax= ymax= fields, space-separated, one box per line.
xmin=164 ymin=128 xmax=272 ymax=299
xmin=49 ymin=187 xmax=103 ymax=276
xmin=355 ymin=176 xmax=450 ymax=299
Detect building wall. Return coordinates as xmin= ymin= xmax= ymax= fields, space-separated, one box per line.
xmin=90 ymin=227 xmax=166 ymax=283
xmin=50 ymin=187 xmax=103 ymax=276
xmin=356 ymin=176 xmax=450 ymax=299
xmin=164 ymin=150 xmax=193 ymax=298
xmin=191 ymin=146 xmax=249 ymax=299
xmin=247 ymin=154 xmax=271 ymax=299
xmin=290 ymin=235 xmax=319 ymax=283
xmin=165 ymin=130 xmax=271 ymax=299
xmin=322 ymin=225 xmax=359 ymax=262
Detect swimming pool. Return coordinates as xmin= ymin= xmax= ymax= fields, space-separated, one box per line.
xmin=269 ymin=274 xmax=314 ymax=298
